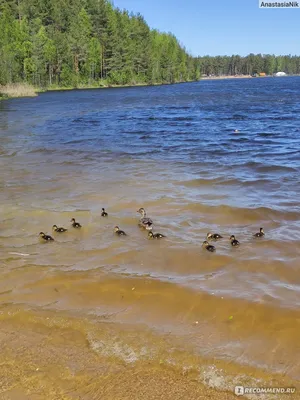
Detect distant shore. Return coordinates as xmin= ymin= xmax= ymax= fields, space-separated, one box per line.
xmin=1 ymin=75 xmax=297 ymax=100
xmin=201 ymin=74 xmax=252 ymax=80
xmin=202 ymin=74 xmax=300 ymax=80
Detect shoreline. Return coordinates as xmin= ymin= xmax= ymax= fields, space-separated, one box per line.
xmin=201 ymin=74 xmax=252 ymax=80
xmin=2 ymin=305 xmax=296 ymax=400
xmin=1 ymin=75 xmax=299 ymax=100
xmin=0 ymin=80 xmax=197 ymax=101
xmin=201 ymin=74 xmax=300 ymax=80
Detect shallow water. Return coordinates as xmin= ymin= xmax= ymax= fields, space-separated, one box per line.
xmin=0 ymin=77 xmax=300 ymax=398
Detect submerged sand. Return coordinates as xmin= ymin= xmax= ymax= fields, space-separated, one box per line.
xmin=1 ymin=306 xmax=293 ymax=400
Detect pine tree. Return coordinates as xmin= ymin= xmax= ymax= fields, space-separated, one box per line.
xmin=69 ymin=7 xmax=92 ymax=82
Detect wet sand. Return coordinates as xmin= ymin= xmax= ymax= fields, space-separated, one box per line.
xmin=0 ymin=311 xmax=243 ymax=400
xmin=1 ymin=304 xmax=297 ymax=400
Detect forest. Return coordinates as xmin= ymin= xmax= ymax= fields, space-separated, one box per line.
xmin=0 ymin=0 xmax=299 ymax=92
xmin=0 ymin=0 xmax=200 ymax=88
xmin=198 ymin=54 xmax=300 ymax=76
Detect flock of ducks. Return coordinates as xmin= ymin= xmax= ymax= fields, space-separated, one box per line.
xmin=39 ymin=208 xmax=166 ymax=242
xmin=39 ymin=208 xmax=264 ymax=252
xmin=202 ymin=228 xmax=264 ymax=252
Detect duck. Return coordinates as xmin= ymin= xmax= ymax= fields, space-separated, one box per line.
xmin=114 ymin=226 xmax=126 ymax=236
xmin=148 ymin=231 xmax=165 ymax=239
xmin=230 ymin=235 xmax=240 ymax=246
xmin=206 ymin=232 xmax=223 ymax=240
xmin=137 ymin=208 xmax=153 ymax=230
xmin=101 ymin=208 xmax=108 ymax=217
xmin=202 ymin=240 xmax=216 ymax=252
xmin=39 ymin=232 xmax=54 ymax=241
xmin=70 ymin=218 xmax=82 ymax=228
xmin=253 ymin=227 xmax=264 ymax=238
xmin=52 ymin=224 xmax=68 ymax=233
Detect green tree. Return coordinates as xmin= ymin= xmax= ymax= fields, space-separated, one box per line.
xmin=69 ymin=7 xmax=91 ymax=82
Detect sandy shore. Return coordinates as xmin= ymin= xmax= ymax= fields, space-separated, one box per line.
xmin=201 ymin=75 xmax=252 ymax=80
xmin=0 ymin=311 xmax=246 ymax=400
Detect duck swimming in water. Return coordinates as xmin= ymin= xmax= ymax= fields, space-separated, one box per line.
xmin=114 ymin=226 xmax=127 ymax=236
xmin=137 ymin=208 xmax=153 ymax=230
xmin=148 ymin=231 xmax=165 ymax=239
xmin=253 ymin=227 xmax=264 ymax=238
xmin=71 ymin=218 xmax=82 ymax=228
xmin=39 ymin=232 xmax=54 ymax=241
xmin=230 ymin=235 xmax=240 ymax=246
xmin=101 ymin=208 xmax=108 ymax=217
xmin=202 ymin=240 xmax=216 ymax=252
xmin=206 ymin=232 xmax=223 ymax=240
xmin=52 ymin=224 xmax=68 ymax=233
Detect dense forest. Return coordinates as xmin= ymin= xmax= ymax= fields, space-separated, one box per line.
xmin=0 ymin=0 xmax=200 ymax=88
xmin=198 ymin=54 xmax=300 ymax=76
xmin=0 ymin=0 xmax=299 ymax=91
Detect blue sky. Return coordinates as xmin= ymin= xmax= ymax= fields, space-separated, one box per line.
xmin=112 ymin=0 xmax=300 ymax=56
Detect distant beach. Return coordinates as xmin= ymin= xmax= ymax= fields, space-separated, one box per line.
xmin=201 ymin=74 xmax=252 ymax=80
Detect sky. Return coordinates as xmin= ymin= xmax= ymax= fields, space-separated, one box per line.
xmin=112 ymin=0 xmax=300 ymax=56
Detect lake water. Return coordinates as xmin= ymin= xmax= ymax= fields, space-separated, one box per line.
xmin=0 ymin=77 xmax=299 ymax=399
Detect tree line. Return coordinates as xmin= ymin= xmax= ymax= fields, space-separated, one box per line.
xmin=0 ymin=0 xmax=201 ymax=88
xmin=198 ymin=54 xmax=300 ymax=76
xmin=1 ymin=0 xmax=299 ymax=90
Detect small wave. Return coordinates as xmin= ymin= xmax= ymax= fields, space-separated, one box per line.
xmin=186 ymin=203 xmax=299 ymax=222
xmin=172 ymin=116 xmax=194 ymax=121
xmin=72 ymin=117 xmax=84 ymax=123
xmin=228 ymin=136 xmax=250 ymax=142
xmin=241 ymin=161 xmax=297 ymax=173
xmin=9 ymin=252 xmax=30 ymax=256
xmin=88 ymin=334 xmax=151 ymax=363
xmin=72 ymin=118 xmax=99 ymax=125
xmin=232 ymin=114 xmax=249 ymax=120
xmin=221 ymin=115 xmax=248 ymax=120
xmin=1 ymin=151 xmax=18 ymax=157
xmin=166 ymin=106 xmax=191 ymax=110
xmin=62 ymin=138 xmax=97 ymax=145
xmin=179 ymin=178 xmax=234 ymax=187
xmin=265 ymin=116 xmax=297 ymax=121
xmin=257 ymin=132 xmax=277 ymax=137
xmin=199 ymin=365 xmax=274 ymax=400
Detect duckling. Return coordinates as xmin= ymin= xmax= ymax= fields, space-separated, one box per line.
xmin=137 ymin=208 xmax=153 ymax=230
xmin=206 ymin=232 xmax=223 ymax=240
xmin=39 ymin=232 xmax=54 ymax=241
xmin=202 ymin=240 xmax=216 ymax=252
xmin=52 ymin=224 xmax=68 ymax=233
xmin=230 ymin=235 xmax=240 ymax=246
xmin=148 ymin=231 xmax=165 ymax=239
xmin=253 ymin=227 xmax=264 ymax=238
xmin=101 ymin=208 xmax=108 ymax=217
xmin=114 ymin=226 xmax=126 ymax=236
xmin=70 ymin=218 xmax=82 ymax=228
